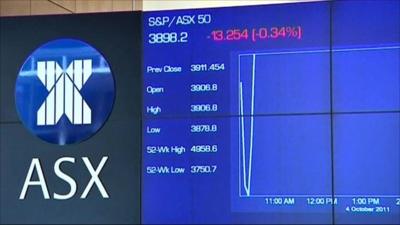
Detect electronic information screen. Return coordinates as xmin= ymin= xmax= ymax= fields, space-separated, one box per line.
xmin=142 ymin=1 xmax=400 ymax=224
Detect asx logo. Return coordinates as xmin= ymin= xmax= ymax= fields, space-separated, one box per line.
xmin=19 ymin=157 xmax=109 ymax=200
xmin=36 ymin=60 xmax=93 ymax=126
xmin=15 ymin=39 xmax=115 ymax=200
xmin=15 ymin=38 xmax=115 ymax=145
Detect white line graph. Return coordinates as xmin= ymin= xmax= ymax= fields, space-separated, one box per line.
xmin=237 ymin=46 xmax=400 ymax=198
xmin=239 ymin=54 xmax=256 ymax=196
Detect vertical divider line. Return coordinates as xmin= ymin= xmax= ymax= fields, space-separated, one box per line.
xmin=329 ymin=1 xmax=336 ymax=224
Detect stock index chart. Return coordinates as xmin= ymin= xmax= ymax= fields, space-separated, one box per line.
xmin=142 ymin=1 xmax=400 ymax=224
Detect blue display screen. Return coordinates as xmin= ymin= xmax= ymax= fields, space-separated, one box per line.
xmin=142 ymin=1 xmax=400 ymax=224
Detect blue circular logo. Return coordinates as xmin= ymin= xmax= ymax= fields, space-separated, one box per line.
xmin=15 ymin=39 xmax=115 ymax=145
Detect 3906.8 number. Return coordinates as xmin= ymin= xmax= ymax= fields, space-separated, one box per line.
xmin=191 ymin=104 xmax=218 ymax=112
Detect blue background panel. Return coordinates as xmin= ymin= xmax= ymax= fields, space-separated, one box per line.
xmin=143 ymin=0 xmax=400 ymax=224
xmin=333 ymin=0 xmax=400 ymax=47
xmin=143 ymin=117 xmax=232 ymax=224
xmin=236 ymin=51 xmax=330 ymax=115
xmin=333 ymin=113 xmax=400 ymax=195
xmin=333 ymin=48 xmax=400 ymax=112
xmin=243 ymin=115 xmax=331 ymax=195
xmin=231 ymin=114 xmax=332 ymax=211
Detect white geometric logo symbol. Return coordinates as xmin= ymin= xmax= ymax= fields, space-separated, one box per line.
xmin=37 ymin=60 xmax=92 ymax=126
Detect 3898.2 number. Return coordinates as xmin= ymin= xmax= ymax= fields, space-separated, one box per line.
xmin=148 ymin=32 xmax=188 ymax=44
